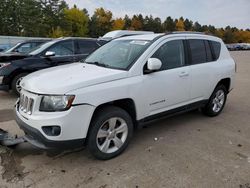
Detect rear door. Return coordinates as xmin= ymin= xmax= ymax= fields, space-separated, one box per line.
xmin=187 ymin=38 xmax=217 ymax=102
xmin=74 ymin=40 xmax=100 ymax=62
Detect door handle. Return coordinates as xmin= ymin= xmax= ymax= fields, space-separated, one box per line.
xmin=179 ymin=71 xmax=189 ymax=77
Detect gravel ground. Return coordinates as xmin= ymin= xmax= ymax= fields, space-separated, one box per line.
xmin=0 ymin=51 xmax=250 ymax=188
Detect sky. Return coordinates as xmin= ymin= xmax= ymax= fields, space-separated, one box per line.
xmin=65 ymin=0 xmax=250 ymax=29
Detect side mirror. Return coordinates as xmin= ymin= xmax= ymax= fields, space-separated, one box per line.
xmin=146 ymin=58 xmax=162 ymax=73
xmin=45 ymin=51 xmax=55 ymax=57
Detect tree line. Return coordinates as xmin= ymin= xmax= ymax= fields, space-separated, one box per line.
xmin=0 ymin=0 xmax=250 ymax=43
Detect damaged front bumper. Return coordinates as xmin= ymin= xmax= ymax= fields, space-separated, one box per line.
xmin=15 ymin=105 xmax=86 ymax=150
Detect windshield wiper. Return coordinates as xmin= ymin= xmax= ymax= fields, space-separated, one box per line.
xmin=85 ymin=61 xmax=110 ymax=68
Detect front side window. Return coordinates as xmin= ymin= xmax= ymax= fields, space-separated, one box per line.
xmin=85 ymin=40 xmax=151 ymax=70
xmin=152 ymin=40 xmax=185 ymax=70
xmin=48 ymin=41 xmax=74 ymax=56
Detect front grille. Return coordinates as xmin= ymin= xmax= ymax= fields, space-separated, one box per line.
xmin=19 ymin=93 xmax=34 ymax=115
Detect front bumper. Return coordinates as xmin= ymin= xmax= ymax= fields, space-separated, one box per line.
xmin=15 ymin=109 xmax=85 ymax=149
xmin=15 ymin=100 xmax=95 ymax=149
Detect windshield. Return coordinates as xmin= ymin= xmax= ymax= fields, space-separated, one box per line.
xmin=5 ymin=43 xmax=22 ymax=53
xmin=29 ymin=40 xmax=58 ymax=55
xmin=84 ymin=40 xmax=151 ymax=70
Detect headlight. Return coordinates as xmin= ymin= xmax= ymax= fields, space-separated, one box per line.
xmin=0 ymin=63 xmax=11 ymax=68
xmin=39 ymin=95 xmax=75 ymax=112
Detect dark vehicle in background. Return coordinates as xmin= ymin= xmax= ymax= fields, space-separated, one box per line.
xmin=0 ymin=37 xmax=106 ymax=95
xmin=0 ymin=39 xmax=51 ymax=63
xmin=0 ymin=44 xmax=12 ymax=52
xmin=4 ymin=39 xmax=51 ymax=54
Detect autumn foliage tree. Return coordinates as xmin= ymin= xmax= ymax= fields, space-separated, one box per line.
xmin=112 ymin=18 xmax=125 ymax=30
xmin=63 ymin=6 xmax=89 ymax=37
xmin=131 ymin=15 xmax=143 ymax=30
xmin=89 ymin=8 xmax=113 ymax=37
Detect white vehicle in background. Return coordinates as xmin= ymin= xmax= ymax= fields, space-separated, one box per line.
xmin=242 ymin=43 xmax=250 ymax=50
xmin=100 ymin=30 xmax=154 ymax=41
xmin=15 ymin=32 xmax=236 ymax=160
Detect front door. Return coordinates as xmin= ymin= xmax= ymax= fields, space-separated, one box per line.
xmin=44 ymin=40 xmax=74 ymax=66
xmin=142 ymin=38 xmax=191 ymax=116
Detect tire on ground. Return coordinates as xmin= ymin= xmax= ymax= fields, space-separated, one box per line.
xmin=87 ymin=106 xmax=134 ymax=160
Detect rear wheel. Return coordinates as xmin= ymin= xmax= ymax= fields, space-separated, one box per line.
xmin=202 ymin=85 xmax=227 ymax=117
xmin=87 ymin=106 xmax=133 ymax=160
xmin=11 ymin=73 xmax=28 ymax=96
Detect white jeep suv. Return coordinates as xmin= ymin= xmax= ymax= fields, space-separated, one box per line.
xmin=15 ymin=32 xmax=236 ymax=160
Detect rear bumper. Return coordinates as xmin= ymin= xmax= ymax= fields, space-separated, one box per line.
xmin=15 ymin=107 xmax=85 ymax=150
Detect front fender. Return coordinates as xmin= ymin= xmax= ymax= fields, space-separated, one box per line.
xmin=0 ymin=64 xmax=17 ymax=76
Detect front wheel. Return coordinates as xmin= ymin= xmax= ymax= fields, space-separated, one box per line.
xmin=87 ymin=106 xmax=133 ymax=160
xmin=11 ymin=73 xmax=28 ymax=96
xmin=202 ymin=85 xmax=227 ymax=117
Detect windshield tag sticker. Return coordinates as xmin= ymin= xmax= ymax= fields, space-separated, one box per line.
xmin=130 ymin=41 xmax=149 ymax=45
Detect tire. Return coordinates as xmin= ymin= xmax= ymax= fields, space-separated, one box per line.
xmin=11 ymin=73 xmax=28 ymax=96
xmin=202 ymin=85 xmax=227 ymax=117
xmin=87 ymin=106 xmax=133 ymax=160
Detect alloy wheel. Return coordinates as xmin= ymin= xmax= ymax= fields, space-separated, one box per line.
xmin=16 ymin=77 xmax=23 ymax=93
xmin=212 ymin=89 xmax=225 ymax=113
xmin=96 ymin=117 xmax=128 ymax=154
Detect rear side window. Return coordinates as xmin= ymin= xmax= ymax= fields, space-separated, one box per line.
xmin=189 ymin=39 xmax=207 ymax=64
xmin=210 ymin=41 xmax=221 ymax=60
xmin=152 ymin=40 xmax=185 ymax=70
xmin=76 ymin=40 xmax=99 ymax=54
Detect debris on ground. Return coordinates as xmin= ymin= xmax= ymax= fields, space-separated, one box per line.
xmin=248 ymin=157 xmax=250 ymax=163
xmin=146 ymin=146 xmax=152 ymax=152
xmin=0 ymin=146 xmax=26 ymax=182
xmin=0 ymin=128 xmax=26 ymax=147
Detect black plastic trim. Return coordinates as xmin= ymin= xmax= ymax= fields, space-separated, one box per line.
xmin=138 ymin=100 xmax=208 ymax=124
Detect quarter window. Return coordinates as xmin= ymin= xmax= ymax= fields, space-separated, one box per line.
xmin=210 ymin=41 xmax=221 ymax=60
xmin=152 ymin=40 xmax=185 ymax=70
xmin=189 ymin=39 xmax=207 ymax=64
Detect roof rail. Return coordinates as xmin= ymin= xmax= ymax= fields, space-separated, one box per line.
xmin=169 ymin=31 xmax=207 ymax=35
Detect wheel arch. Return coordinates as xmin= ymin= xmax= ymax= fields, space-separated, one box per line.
xmin=8 ymin=69 xmax=31 ymax=89
xmin=85 ymin=98 xmax=137 ymax=143
xmin=216 ymin=78 xmax=231 ymax=93
xmin=91 ymin=98 xmax=137 ymax=123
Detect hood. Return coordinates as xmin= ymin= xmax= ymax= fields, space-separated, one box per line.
xmin=0 ymin=53 xmax=30 ymax=63
xmin=21 ymin=63 xmax=128 ymax=94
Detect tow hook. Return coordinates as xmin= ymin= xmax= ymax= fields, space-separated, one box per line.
xmin=0 ymin=128 xmax=26 ymax=147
